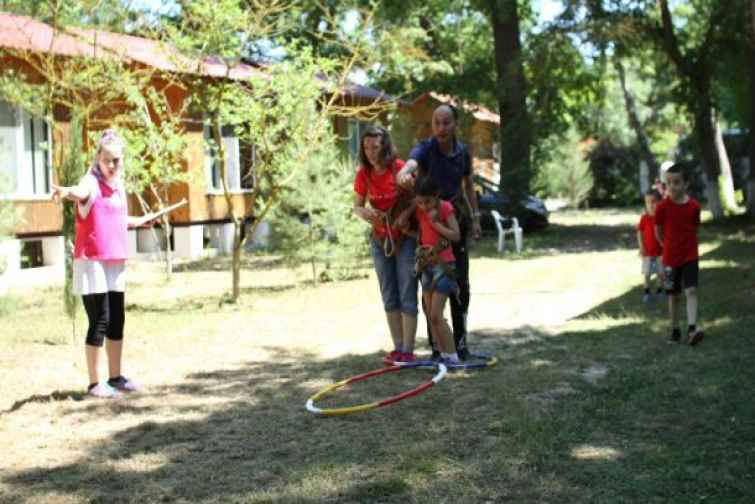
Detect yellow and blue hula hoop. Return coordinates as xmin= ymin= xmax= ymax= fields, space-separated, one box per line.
xmin=306 ymin=361 xmax=447 ymax=416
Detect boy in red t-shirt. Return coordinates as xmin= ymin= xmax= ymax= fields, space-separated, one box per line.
xmin=637 ymin=190 xmax=664 ymax=303
xmin=654 ymin=164 xmax=704 ymax=346
xmin=413 ymin=175 xmax=462 ymax=364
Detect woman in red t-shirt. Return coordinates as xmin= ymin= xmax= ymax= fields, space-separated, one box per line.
xmin=353 ymin=126 xmax=419 ymax=363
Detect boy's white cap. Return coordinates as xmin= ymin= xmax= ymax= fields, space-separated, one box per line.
xmin=660 ymin=160 xmax=674 ymax=173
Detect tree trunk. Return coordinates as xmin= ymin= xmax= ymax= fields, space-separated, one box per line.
xmin=702 ymin=173 xmax=723 ymax=219
xmin=489 ymin=0 xmax=531 ymax=204
xmin=748 ymin=0 xmax=755 ymax=217
xmin=656 ymin=0 xmax=724 ymax=218
xmin=211 ymin=117 xmax=242 ymax=302
xmin=232 ymin=221 xmax=241 ymax=301
xmin=714 ymin=118 xmax=739 ymax=212
xmin=615 ymin=59 xmax=659 ymax=188
xmin=695 ymin=96 xmax=724 ymax=218
xmin=163 ymin=218 xmax=173 ymax=278
xmin=61 ymin=112 xmax=85 ymax=331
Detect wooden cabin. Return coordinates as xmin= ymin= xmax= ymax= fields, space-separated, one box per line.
xmin=0 ymin=12 xmax=395 ymax=279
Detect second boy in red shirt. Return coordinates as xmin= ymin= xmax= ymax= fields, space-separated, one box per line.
xmin=637 ymin=189 xmax=664 ymax=303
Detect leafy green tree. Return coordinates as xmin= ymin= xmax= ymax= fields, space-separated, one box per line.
xmin=269 ymin=145 xmax=368 ymax=284
xmin=313 ymin=1 xmax=601 ymax=202
xmin=748 ymin=0 xmax=755 ymax=217
xmin=0 ymin=172 xmax=21 ymax=278
xmin=117 ymin=87 xmax=188 ymax=278
xmin=165 ymin=0 xmax=390 ymax=301
xmin=534 ymin=127 xmax=593 ymax=208
xmin=486 ymin=0 xmax=532 ymax=204
xmin=0 ymin=0 xmax=189 ymax=318
xmin=0 ymin=171 xmax=21 ymax=312
xmin=577 ymin=0 xmax=744 ymax=217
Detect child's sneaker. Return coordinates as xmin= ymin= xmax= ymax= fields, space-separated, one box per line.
xmin=439 ymin=356 xmax=460 ymax=367
xmin=87 ymin=382 xmax=121 ymax=399
xmin=383 ymin=350 xmax=401 ymax=365
xmin=107 ymin=376 xmax=141 ymax=393
xmin=687 ymin=329 xmax=704 ymax=346
xmin=642 ymin=293 xmax=651 ymax=303
xmin=396 ymin=352 xmax=416 ymax=363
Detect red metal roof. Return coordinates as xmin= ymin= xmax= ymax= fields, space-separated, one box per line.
xmin=413 ymin=92 xmax=500 ymax=125
xmin=0 ymin=12 xmax=264 ymax=80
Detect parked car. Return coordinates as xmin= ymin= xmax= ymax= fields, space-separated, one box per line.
xmin=474 ymin=175 xmax=549 ymax=233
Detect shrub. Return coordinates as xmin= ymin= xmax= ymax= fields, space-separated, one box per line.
xmin=534 ymin=128 xmax=593 ymax=208
xmin=269 ymin=145 xmax=369 ymax=284
xmin=586 ymin=139 xmax=643 ymax=207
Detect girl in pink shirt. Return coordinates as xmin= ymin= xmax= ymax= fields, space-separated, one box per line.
xmin=52 ymin=129 xmax=154 ymax=398
xmin=414 ymin=175 xmax=461 ymax=364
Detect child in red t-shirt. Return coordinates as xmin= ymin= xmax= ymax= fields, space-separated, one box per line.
xmin=637 ymin=189 xmax=664 ymax=302
xmin=654 ymin=164 xmax=703 ymax=346
xmin=413 ymin=175 xmax=461 ymax=364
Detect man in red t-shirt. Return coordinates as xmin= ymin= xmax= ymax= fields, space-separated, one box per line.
xmin=654 ymin=164 xmax=703 ymax=346
xmin=637 ymin=189 xmax=664 ymax=302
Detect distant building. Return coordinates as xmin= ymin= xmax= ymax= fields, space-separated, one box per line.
xmin=396 ymin=92 xmax=501 ymax=183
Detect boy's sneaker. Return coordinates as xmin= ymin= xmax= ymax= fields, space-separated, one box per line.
xmin=642 ymin=293 xmax=651 ymax=303
xmin=457 ymin=347 xmax=470 ymax=361
xmin=431 ymin=350 xmax=441 ymax=361
xmin=87 ymin=382 xmax=121 ymax=399
xmin=687 ymin=330 xmax=704 ymax=347
xmin=670 ymin=329 xmax=681 ymax=343
xmin=107 ymin=376 xmax=141 ymax=393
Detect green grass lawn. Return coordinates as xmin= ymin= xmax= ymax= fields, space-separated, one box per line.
xmin=1 ymin=208 xmax=753 ymax=503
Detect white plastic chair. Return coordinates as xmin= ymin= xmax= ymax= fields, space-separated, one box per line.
xmin=490 ymin=210 xmax=523 ymax=254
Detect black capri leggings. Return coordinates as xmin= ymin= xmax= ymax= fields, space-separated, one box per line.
xmin=82 ymin=291 xmax=125 ymax=347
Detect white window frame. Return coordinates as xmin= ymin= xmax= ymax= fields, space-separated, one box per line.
xmin=0 ymin=100 xmax=53 ymax=200
xmin=203 ymin=122 xmax=254 ymax=195
xmin=346 ymin=118 xmax=368 ymax=162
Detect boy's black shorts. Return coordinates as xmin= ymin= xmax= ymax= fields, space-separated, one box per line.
xmin=665 ymin=260 xmax=699 ymax=294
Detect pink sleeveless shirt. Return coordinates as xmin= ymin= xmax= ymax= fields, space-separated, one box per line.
xmin=74 ymin=177 xmax=128 ymax=260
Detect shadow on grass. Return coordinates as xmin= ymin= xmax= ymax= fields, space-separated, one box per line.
xmin=173 ymin=255 xmax=287 ymax=273
xmin=4 ymin=317 xmax=755 ymax=502
xmin=3 ymin=220 xmax=754 ymax=503
xmin=573 ymin=234 xmax=755 ymax=322
xmin=2 ymin=347 xmax=452 ymax=502
xmin=0 ymin=327 xmax=579 ymax=503
xmin=1 ymin=390 xmax=86 ymax=416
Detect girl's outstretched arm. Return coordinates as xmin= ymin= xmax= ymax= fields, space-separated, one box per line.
xmin=51 ymin=183 xmax=92 ymax=203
